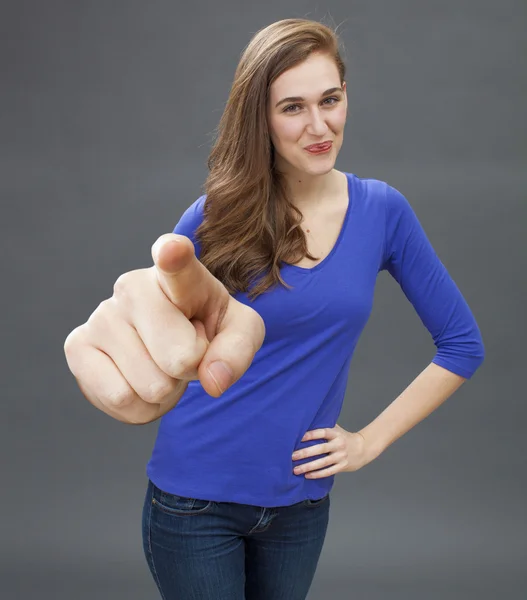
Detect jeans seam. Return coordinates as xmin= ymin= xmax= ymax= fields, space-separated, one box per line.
xmin=152 ymin=496 xmax=215 ymax=516
xmin=147 ymin=484 xmax=167 ymax=600
xmin=247 ymin=508 xmax=277 ymax=535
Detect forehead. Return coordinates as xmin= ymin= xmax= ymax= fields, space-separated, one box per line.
xmin=269 ymin=53 xmax=341 ymax=100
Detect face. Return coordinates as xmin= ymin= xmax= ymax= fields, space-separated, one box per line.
xmin=267 ymin=52 xmax=347 ymax=178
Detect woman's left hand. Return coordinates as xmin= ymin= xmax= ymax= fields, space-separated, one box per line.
xmin=291 ymin=424 xmax=377 ymax=479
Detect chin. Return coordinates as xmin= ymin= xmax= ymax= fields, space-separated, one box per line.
xmin=299 ymin=159 xmax=336 ymax=177
xmin=275 ymin=148 xmax=338 ymax=177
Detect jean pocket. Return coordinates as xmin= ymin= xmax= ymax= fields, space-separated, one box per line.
xmin=151 ymin=483 xmax=215 ymax=516
xmin=302 ymin=494 xmax=330 ymax=508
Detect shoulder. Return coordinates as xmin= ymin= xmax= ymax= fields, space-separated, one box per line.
xmin=180 ymin=194 xmax=207 ymax=222
xmin=342 ymin=171 xmax=409 ymax=214
xmin=172 ymin=194 xmax=207 ymax=256
xmin=172 ymin=195 xmax=207 ymax=233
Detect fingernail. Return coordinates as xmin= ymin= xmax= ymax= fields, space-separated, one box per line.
xmin=207 ymin=361 xmax=233 ymax=395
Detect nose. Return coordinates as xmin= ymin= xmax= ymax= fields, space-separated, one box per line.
xmin=306 ymin=108 xmax=329 ymax=137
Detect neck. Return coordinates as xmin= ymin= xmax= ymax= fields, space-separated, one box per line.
xmin=279 ymin=167 xmax=340 ymax=210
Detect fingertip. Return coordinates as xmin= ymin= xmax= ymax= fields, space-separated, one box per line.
xmin=206 ymin=361 xmax=234 ymax=395
xmin=198 ymin=374 xmax=223 ymax=398
xmin=152 ymin=235 xmax=194 ymax=273
xmin=151 ymin=234 xmax=172 ymax=264
xmin=198 ymin=360 xmax=235 ymax=398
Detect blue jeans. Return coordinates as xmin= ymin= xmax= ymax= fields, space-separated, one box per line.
xmin=142 ymin=479 xmax=330 ymax=599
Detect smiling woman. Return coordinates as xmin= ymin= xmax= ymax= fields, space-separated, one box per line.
xmin=268 ymin=54 xmax=347 ymax=178
xmin=138 ymin=17 xmax=483 ymax=599
xmin=63 ymin=15 xmax=485 ymax=600
xmin=195 ymin=19 xmax=350 ymax=298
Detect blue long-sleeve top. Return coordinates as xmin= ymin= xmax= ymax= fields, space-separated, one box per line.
xmin=146 ymin=172 xmax=484 ymax=506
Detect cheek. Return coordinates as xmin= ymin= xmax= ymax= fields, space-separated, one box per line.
xmin=329 ymin=106 xmax=347 ymax=133
xmin=272 ymin=118 xmax=304 ymax=147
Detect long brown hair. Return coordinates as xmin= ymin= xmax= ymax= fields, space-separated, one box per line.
xmin=196 ymin=18 xmax=346 ymax=300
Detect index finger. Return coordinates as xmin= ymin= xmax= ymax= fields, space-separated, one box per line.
xmin=151 ymin=234 xmax=229 ymax=326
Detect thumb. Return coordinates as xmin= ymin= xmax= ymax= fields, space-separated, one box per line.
xmin=198 ymin=299 xmax=265 ymax=397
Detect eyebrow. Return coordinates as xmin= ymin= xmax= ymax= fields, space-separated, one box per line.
xmin=275 ymin=87 xmax=343 ymax=108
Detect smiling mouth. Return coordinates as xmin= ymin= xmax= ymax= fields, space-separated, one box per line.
xmin=305 ymin=141 xmax=333 ymax=153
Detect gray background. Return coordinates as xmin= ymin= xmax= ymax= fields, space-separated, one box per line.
xmin=2 ymin=0 xmax=525 ymax=598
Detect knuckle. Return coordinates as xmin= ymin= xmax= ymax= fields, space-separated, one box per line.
xmin=64 ymin=325 xmax=87 ymax=354
xmin=113 ymin=271 xmax=133 ymax=295
xmin=104 ymin=388 xmax=135 ymax=409
xmin=112 ymin=270 xmax=142 ymax=303
xmin=87 ymin=298 xmax=114 ymax=328
xmin=246 ymin=309 xmax=266 ymax=349
xmin=84 ymin=304 xmax=118 ymax=343
xmin=229 ymin=331 xmax=251 ymax=352
xmin=161 ymin=348 xmax=199 ymax=378
xmin=232 ymin=329 xmax=262 ymax=359
xmin=144 ymin=380 xmax=176 ymax=403
xmin=232 ymin=302 xmax=265 ymax=352
xmin=64 ymin=326 xmax=93 ymax=374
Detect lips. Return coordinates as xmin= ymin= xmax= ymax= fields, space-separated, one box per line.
xmin=305 ymin=141 xmax=332 ymax=152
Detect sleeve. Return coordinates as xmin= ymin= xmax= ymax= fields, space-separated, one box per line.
xmin=172 ymin=195 xmax=206 ymax=259
xmin=380 ymin=184 xmax=485 ymax=379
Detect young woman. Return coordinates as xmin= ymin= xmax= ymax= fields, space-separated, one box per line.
xmin=64 ymin=18 xmax=485 ymax=600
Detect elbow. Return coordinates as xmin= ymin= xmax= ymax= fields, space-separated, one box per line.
xmin=433 ymin=308 xmax=486 ymax=379
xmin=472 ymin=337 xmax=486 ymax=371
xmin=470 ymin=323 xmax=486 ymax=372
xmin=434 ymin=331 xmax=485 ymax=380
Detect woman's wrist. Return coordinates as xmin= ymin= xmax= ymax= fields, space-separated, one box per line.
xmin=357 ymin=429 xmax=385 ymax=463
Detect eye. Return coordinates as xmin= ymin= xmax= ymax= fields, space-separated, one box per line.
xmin=283 ymin=104 xmax=301 ymax=113
xmin=282 ymin=96 xmax=341 ymax=114
xmin=322 ymin=96 xmax=340 ymax=106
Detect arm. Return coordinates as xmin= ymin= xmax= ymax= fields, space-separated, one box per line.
xmin=362 ymin=184 xmax=485 ymax=459
xmin=359 ymin=362 xmax=465 ymax=460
